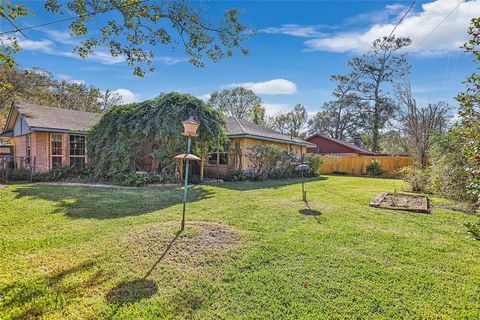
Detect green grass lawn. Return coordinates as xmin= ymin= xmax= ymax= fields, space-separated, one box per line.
xmin=1 ymin=176 xmax=479 ymax=319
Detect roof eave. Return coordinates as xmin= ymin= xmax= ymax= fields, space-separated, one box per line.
xmin=228 ymin=133 xmax=316 ymax=148
xmin=30 ymin=127 xmax=88 ymax=135
xmin=2 ymin=104 xmax=16 ymax=134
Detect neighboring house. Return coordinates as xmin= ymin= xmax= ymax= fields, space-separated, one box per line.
xmin=205 ymin=117 xmax=315 ymax=179
xmin=305 ymin=134 xmax=374 ymax=156
xmin=1 ymin=102 xmax=100 ymax=173
xmin=1 ymin=102 xmax=315 ymax=177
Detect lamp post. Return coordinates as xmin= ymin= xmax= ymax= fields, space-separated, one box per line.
xmin=295 ymin=163 xmax=310 ymax=202
xmin=179 ymin=117 xmax=200 ymax=231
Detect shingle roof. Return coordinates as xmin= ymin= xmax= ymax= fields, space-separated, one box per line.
xmin=226 ymin=116 xmax=315 ymax=147
xmin=13 ymin=102 xmax=101 ymax=133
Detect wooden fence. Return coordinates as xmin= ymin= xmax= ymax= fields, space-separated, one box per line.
xmin=316 ymin=154 xmax=413 ymax=176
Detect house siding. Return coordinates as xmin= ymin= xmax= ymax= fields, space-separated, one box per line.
xmin=239 ymin=138 xmax=304 ymax=171
xmin=306 ymin=135 xmax=367 ymax=155
xmin=205 ymin=137 xmax=306 ymax=179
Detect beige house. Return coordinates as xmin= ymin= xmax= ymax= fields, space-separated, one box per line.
xmin=1 ymin=103 xmax=314 ymax=179
xmin=205 ymin=117 xmax=315 ymax=179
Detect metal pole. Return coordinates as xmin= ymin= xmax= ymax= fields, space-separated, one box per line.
xmin=181 ymin=137 xmax=192 ymax=231
xmin=302 ymin=170 xmax=306 ymax=202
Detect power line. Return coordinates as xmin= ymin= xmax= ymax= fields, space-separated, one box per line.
xmin=416 ymin=0 xmax=464 ymax=48
xmin=387 ymin=0 xmax=416 ymax=39
xmin=0 ymin=12 xmax=28 ymax=39
xmin=0 ymin=0 xmax=150 ymax=37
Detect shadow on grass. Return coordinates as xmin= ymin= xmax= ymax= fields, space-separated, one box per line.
xmin=105 ymin=279 xmax=158 ymax=305
xmin=104 ymin=231 xmax=181 ymax=318
xmin=216 ymin=176 xmax=328 ymax=191
xmin=0 ymin=257 xmax=106 ymax=319
xmin=299 ymin=201 xmax=322 ymax=223
xmin=11 ymin=185 xmax=213 ymax=219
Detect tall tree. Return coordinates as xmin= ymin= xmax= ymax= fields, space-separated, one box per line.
xmin=269 ymin=104 xmax=308 ymax=138
xmin=397 ymin=82 xmax=450 ymax=168
xmin=348 ymin=35 xmax=411 ymax=152
xmin=251 ymin=104 xmax=266 ymax=125
xmin=308 ymin=74 xmax=367 ymax=141
xmin=456 ymin=17 xmax=480 ymax=205
xmin=209 ymin=87 xmax=262 ymax=119
xmin=1 ymin=1 xmax=251 ymax=77
xmin=269 ymin=112 xmax=290 ymax=134
xmin=287 ymin=104 xmax=308 ymax=138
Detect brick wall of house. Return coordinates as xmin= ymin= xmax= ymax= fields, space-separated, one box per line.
xmin=32 ymin=132 xmax=50 ymax=172
xmin=12 ymin=132 xmax=86 ymax=173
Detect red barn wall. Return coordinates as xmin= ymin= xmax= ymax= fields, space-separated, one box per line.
xmin=306 ymin=135 xmax=361 ymax=154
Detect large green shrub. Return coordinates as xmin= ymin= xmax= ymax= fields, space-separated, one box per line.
xmin=246 ymin=145 xmax=295 ymax=180
xmin=429 ymin=131 xmax=476 ymax=203
xmin=87 ymin=92 xmax=227 ymax=179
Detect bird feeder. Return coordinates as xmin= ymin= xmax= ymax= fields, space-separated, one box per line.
xmin=182 ymin=117 xmax=200 ymax=137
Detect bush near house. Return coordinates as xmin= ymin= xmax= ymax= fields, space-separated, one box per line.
xmin=87 ymin=92 xmax=227 ymax=180
xmin=246 ymin=145 xmax=295 ymax=180
xmin=6 ymin=168 xmax=31 ymax=181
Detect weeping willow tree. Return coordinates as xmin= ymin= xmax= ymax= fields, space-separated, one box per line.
xmin=87 ymin=92 xmax=227 ymax=178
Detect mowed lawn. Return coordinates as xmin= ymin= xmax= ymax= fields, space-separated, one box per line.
xmin=1 ymin=176 xmax=479 ymax=319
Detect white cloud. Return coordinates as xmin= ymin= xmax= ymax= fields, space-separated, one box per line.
xmin=112 ymin=89 xmax=138 ymax=104
xmin=228 ymin=79 xmax=297 ymax=95
xmin=16 ymin=38 xmax=55 ymax=53
xmin=304 ymin=0 xmax=480 ymax=55
xmin=156 ymin=56 xmax=187 ymax=65
xmin=260 ymin=24 xmax=325 ymax=37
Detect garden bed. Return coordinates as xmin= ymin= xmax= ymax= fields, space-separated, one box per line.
xmin=370 ymin=192 xmax=430 ymax=213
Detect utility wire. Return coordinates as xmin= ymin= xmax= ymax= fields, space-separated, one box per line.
xmin=416 ymin=0 xmax=464 ymax=48
xmin=0 ymin=12 xmax=28 ymax=39
xmin=387 ymin=0 xmax=416 ymax=39
xmin=0 ymin=0 xmax=150 ymax=36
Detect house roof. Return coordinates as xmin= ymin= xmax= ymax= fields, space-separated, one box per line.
xmin=226 ymin=117 xmax=315 ymax=147
xmin=306 ymin=133 xmax=374 ymax=155
xmin=3 ymin=102 xmax=101 ymax=135
xmin=2 ymin=103 xmax=314 ymax=148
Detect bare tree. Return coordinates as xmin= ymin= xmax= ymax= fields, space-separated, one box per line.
xmin=397 ymin=82 xmax=450 ymax=167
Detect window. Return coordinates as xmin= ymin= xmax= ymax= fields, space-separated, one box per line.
xmin=51 ymin=134 xmax=62 ymax=168
xmin=69 ymin=135 xmax=86 ymax=170
xmin=26 ymin=134 xmax=31 ymax=164
xmin=208 ymin=151 xmax=228 ymax=165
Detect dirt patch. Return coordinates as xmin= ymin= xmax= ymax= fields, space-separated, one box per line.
xmin=370 ymin=192 xmax=430 ymax=213
xmin=117 ymin=222 xmax=241 ymax=272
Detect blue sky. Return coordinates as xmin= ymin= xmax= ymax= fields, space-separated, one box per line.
xmin=4 ymin=0 xmax=480 ymax=115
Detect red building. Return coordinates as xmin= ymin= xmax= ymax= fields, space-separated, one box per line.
xmin=305 ymin=134 xmax=374 ymax=155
